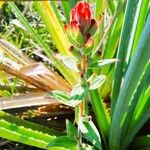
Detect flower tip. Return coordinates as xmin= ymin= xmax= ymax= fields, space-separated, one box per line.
xmin=69 ymin=45 xmax=74 ymax=52
xmin=84 ymin=37 xmax=94 ymax=48
xmin=64 ymin=24 xmax=69 ymax=31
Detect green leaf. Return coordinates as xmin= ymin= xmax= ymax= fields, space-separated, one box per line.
xmin=111 ymin=0 xmax=144 ymax=113
xmin=0 ymin=111 xmax=63 ymax=150
xmin=56 ymin=55 xmax=79 ymax=72
xmin=71 ymin=84 xmax=87 ymax=100
xmin=110 ymin=13 xmax=150 ymax=150
xmin=95 ymin=0 xmax=105 ymax=19
xmin=123 ymin=105 xmax=150 ymax=150
xmin=89 ymin=75 xmax=106 ymax=91
xmin=108 ymin=0 xmax=116 ymax=14
xmin=34 ymin=1 xmax=71 ymax=56
xmin=66 ymin=119 xmax=77 ymax=138
xmin=47 ymin=136 xmax=77 ymax=149
xmin=131 ymin=135 xmax=150 ymax=150
xmin=120 ymin=63 xmax=150 ymax=144
xmin=51 ymin=90 xmax=80 ymax=107
xmin=102 ymin=9 xmax=124 ymax=74
xmin=131 ymin=0 xmax=150 ymax=56
xmin=98 ymin=59 xmax=119 ymax=67
xmin=51 ymin=90 xmax=70 ymax=101
xmin=61 ymin=1 xmax=71 ymax=23
xmin=79 ymin=119 xmax=102 ymax=150
xmin=50 ymin=1 xmax=64 ymax=27
xmin=89 ymin=70 xmax=110 ymax=146
xmin=89 ymin=59 xmax=119 ymax=69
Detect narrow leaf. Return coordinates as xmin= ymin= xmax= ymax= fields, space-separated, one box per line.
xmin=51 ymin=90 xmax=81 ymax=107
xmin=90 ymin=59 xmax=119 ymax=69
xmin=71 ymin=84 xmax=87 ymax=100
xmin=111 ymin=0 xmax=143 ymax=113
xmin=56 ymin=54 xmax=79 ymax=72
xmin=47 ymin=136 xmax=77 ymax=149
xmin=66 ymin=120 xmax=77 ymax=138
xmin=0 ymin=111 xmax=62 ymax=150
xmin=79 ymin=119 xmax=102 ymax=150
xmin=110 ymin=13 xmax=150 ymax=150
xmin=89 ymin=75 xmax=106 ymax=91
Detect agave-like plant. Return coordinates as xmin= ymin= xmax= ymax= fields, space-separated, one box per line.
xmin=0 ymin=0 xmax=150 ymax=150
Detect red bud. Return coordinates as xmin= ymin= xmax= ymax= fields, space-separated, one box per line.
xmin=70 ymin=1 xmax=92 ymax=34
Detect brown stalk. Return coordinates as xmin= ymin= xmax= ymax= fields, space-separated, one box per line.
xmin=0 ymin=64 xmax=51 ymax=92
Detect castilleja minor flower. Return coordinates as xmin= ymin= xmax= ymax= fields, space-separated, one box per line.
xmin=65 ymin=1 xmax=98 ymax=54
xmin=71 ymin=1 xmax=91 ymax=34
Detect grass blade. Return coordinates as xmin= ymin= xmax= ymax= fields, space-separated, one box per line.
xmin=9 ymin=2 xmax=78 ymax=86
xmin=123 ymin=106 xmax=150 ymax=150
xmin=61 ymin=1 xmax=71 ymax=23
xmin=90 ymin=90 xmax=110 ymax=148
xmin=35 ymin=1 xmax=71 ymax=56
xmin=131 ymin=136 xmax=150 ymax=150
xmin=0 ymin=111 xmax=64 ymax=149
xmin=109 ymin=13 xmax=150 ymax=150
xmin=131 ymin=0 xmax=150 ymax=56
xmin=111 ymin=0 xmax=143 ymax=113
xmin=95 ymin=0 xmax=105 ymax=19
xmin=120 ymin=63 xmax=150 ymax=142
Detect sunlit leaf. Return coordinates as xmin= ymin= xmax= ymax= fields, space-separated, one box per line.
xmin=66 ymin=120 xmax=77 ymax=138
xmin=47 ymin=136 xmax=77 ymax=149
xmin=71 ymin=83 xmax=87 ymax=100
xmin=89 ymin=75 xmax=106 ymax=91
xmin=89 ymin=59 xmax=119 ymax=69
xmin=56 ymin=54 xmax=79 ymax=72
xmin=79 ymin=119 xmax=102 ymax=150
xmin=51 ymin=90 xmax=81 ymax=107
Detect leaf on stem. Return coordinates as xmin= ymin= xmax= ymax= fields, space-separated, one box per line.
xmin=66 ymin=119 xmax=77 ymax=138
xmin=79 ymin=118 xmax=102 ymax=150
xmin=56 ymin=54 xmax=79 ymax=72
xmin=47 ymin=136 xmax=77 ymax=149
xmin=89 ymin=59 xmax=119 ymax=69
xmin=89 ymin=75 xmax=106 ymax=91
xmin=50 ymin=90 xmax=81 ymax=107
xmin=71 ymin=83 xmax=87 ymax=100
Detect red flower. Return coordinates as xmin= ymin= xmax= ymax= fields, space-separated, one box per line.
xmin=71 ymin=1 xmax=92 ymax=34
xmin=64 ymin=1 xmax=98 ymax=51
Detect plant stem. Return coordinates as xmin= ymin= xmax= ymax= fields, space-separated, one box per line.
xmin=77 ymin=55 xmax=88 ymax=148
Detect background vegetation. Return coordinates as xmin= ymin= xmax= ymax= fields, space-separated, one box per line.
xmin=0 ymin=0 xmax=150 ymax=150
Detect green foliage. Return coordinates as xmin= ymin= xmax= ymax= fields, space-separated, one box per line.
xmin=79 ymin=118 xmax=102 ymax=149
xmin=111 ymin=0 xmax=144 ymax=112
xmin=66 ymin=119 xmax=78 ymax=138
xmin=110 ymin=11 xmax=150 ymax=150
xmin=47 ymin=136 xmax=77 ymax=150
xmin=0 ymin=111 xmax=64 ymax=149
xmin=89 ymin=75 xmax=106 ymax=91
xmin=0 ymin=0 xmax=150 ymax=150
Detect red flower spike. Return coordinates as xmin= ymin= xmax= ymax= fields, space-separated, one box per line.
xmin=71 ymin=8 xmax=77 ymax=22
xmin=70 ymin=21 xmax=80 ymax=39
xmin=88 ymin=19 xmax=98 ymax=36
xmin=64 ymin=1 xmax=98 ymax=48
xmin=71 ymin=1 xmax=92 ymax=34
xmin=70 ymin=21 xmax=80 ymax=32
